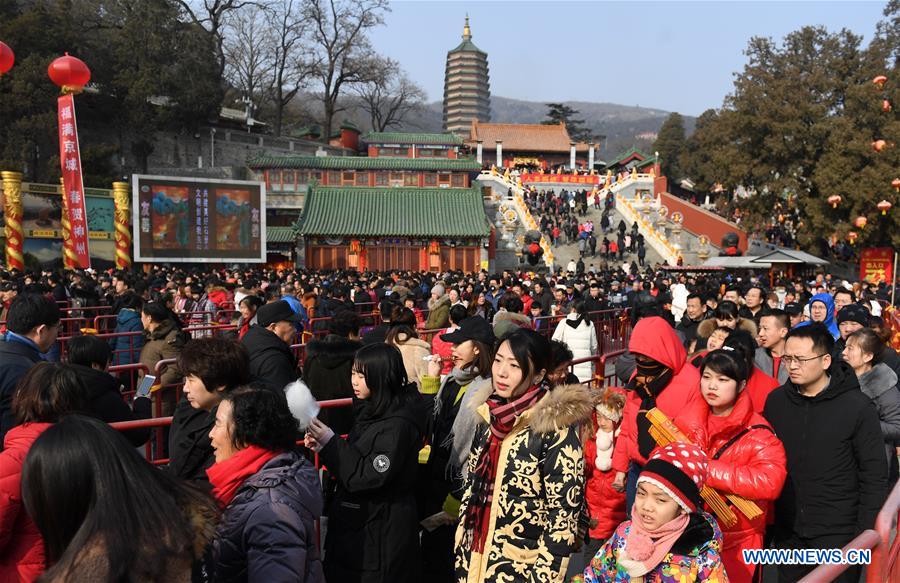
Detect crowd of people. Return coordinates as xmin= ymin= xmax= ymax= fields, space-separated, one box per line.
xmin=0 ymin=264 xmax=896 ymax=582
xmin=519 ymin=185 xmax=650 ymax=277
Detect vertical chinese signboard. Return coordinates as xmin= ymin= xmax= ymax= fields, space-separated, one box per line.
xmin=132 ymin=175 xmax=266 ymax=263
xmin=57 ymin=94 xmax=90 ymax=268
xmin=860 ymin=247 xmax=894 ymax=284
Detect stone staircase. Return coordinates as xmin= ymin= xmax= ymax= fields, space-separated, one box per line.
xmin=477 ymin=171 xmax=721 ymax=272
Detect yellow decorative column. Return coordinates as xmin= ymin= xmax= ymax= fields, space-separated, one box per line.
xmin=112 ymin=181 xmax=131 ymax=269
xmin=59 ymin=177 xmax=78 ymax=269
xmin=1 ymin=171 xmax=25 ymax=271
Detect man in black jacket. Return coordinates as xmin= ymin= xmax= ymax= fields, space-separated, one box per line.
xmin=0 ymin=294 xmax=60 ymax=447
xmin=241 ymin=300 xmax=301 ymax=393
xmin=66 ymin=335 xmax=151 ymax=447
xmin=675 ymin=293 xmax=709 ymax=349
xmin=302 ymin=310 xmax=361 ymax=436
xmin=763 ymin=324 xmax=887 ymax=583
xmin=361 ymin=299 xmax=397 ymax=345
xmin=582 ymin=282 xmax=608 ymax=314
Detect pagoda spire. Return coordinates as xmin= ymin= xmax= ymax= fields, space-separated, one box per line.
xmin=463 ymin=14 xmax=471 ymax=40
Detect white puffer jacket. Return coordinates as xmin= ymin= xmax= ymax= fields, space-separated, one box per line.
xmin=551 ymin=313 xmax=598 ymax=383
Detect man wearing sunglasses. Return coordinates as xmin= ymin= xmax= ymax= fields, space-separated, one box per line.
xmin=763 ymin=324 xmax=887 ymax=583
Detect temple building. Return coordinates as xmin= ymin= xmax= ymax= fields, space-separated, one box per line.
xmin=443 ymin=16 xmax=491 ymax=135
xmin=467 ymin=121 xmax=596 ymax=171
xmin=248 ymin=132 xmax=492 ymax=270
xmin=602 ymin=147 xmax=659 ymax=174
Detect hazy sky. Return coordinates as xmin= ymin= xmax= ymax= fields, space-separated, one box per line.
xmin=369 ymin=1 xmax=888 ymax=116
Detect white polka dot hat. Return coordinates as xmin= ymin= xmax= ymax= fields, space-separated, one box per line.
xmin=637 ymin=442 xmax=709 ymax=513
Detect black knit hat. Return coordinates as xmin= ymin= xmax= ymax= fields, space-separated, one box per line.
xmin=837 ymin=304 xmax=869 ymax=327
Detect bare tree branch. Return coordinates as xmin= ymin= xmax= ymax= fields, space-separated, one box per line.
xmin=354 ymin=57 xmax=427 ymax=132
xmin=175 ymin=0 xmax=271 ymax=78
xmin=303 ymin=0 xmax=390 ymax=142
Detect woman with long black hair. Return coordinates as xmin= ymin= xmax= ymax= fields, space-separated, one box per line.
xmin=454 ymin=328 xmax=592 ymax=582
xmin=20 ymin=415 xmax=216 ymax=582
xmin=305 ymin=343 xmax=424 ymax=583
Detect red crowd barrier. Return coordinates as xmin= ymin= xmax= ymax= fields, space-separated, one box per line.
xmin=801 ymin=479 xmax=900 ymax=582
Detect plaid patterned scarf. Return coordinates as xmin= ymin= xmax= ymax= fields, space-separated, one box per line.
xmin=463 ymin=382 xmax=548 ymax=553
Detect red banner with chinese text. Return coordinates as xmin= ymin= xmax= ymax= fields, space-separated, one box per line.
xmin=860 ymin=247 xmax=894 ymax=284
xmin=520 ymin=173 xmax=601 ymax=185
xmin=57 ymin=94 xmax=91 ymax=268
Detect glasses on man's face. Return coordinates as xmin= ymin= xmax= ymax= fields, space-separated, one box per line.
xmin=782 ymin=354 xmax=827 ymax=368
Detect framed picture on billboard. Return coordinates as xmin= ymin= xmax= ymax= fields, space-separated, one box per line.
xmin=132 ymin=174 xmax=266 ymax=263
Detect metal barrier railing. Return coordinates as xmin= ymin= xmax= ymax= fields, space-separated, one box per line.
xmin=801 ymin=479 xmax=900 ymax=582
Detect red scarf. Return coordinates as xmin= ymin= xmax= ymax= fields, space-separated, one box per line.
xmin=206 ymin=445 xmax=280 ymax=507
xmin=463 ymin=382 xmax=547 ymax=553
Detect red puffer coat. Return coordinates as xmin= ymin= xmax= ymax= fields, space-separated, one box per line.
xmin=0 ymin=422 xmax=52 ymax=582
xmin=744 ymin=368 xmax=779 ymax=415
xmin=582 ymin=410 xmax=627 ymax=541
xmin=705 ymin=390 xmax=787 ymax=583
xmin=612 ymin=317 xmax=707 ymax=473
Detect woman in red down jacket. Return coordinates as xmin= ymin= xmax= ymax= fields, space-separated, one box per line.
xmin=699 ymin=349 xmax=786 ymax=583
xmin=0 ymin=363 xmax=86 ymax=582
xmin=611 ymin=316 xmax=707 ymax=510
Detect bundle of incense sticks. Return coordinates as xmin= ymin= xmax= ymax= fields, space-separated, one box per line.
xmin=646 ymin=408 xmax=763 ymax=526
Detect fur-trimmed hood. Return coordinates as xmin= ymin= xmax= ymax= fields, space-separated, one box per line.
xmin=858 ymin=362 xmax=899 ymax=400
xmin=492 ymin=310 xmax=532 ymax=338
xmin=469 ymin=382 xmax=593 ymax=434
xmin=697 ymin=316 xmax=757 ymax=339
xmin=428 ymin=294 xmax=450 ymax=310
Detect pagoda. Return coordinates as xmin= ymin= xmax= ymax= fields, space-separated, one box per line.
xmin=443 ymin=16 xmax=491 ymax=136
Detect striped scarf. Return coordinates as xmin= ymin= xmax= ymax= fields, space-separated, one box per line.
xmin=463 ymin=382 xmax=547 ymax=553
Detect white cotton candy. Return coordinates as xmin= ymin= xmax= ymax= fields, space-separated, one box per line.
xmin=285 ymin=380 xmax=320 ymax=431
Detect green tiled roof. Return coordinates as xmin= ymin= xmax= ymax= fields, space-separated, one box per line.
xmin=267 ymin=226 xmax=297 ymax=243
xmin=635 ymin=155 xmax=658 ymax=169
xmin=605 ymin=147 xmax=650 ymax=168
xmin=248 ymin=155 xmax=481 ymax=171
xmin=362 ymin=132 xmax=464 ymax=146
xmin=449 ymin=40 xmax=486 ymax=55
xmin=297 ymin=187 xmax=490 ymax=237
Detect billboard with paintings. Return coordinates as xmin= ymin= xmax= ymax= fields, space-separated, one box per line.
xmin=132 ymin=175 xmax=266 ymax=263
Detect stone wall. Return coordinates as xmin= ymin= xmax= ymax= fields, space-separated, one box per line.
xmin=143 ymin=127 xmax=348 ymax=179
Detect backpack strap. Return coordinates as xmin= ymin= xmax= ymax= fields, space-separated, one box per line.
xmin=711 ymin=424 xmax=773 ymax=460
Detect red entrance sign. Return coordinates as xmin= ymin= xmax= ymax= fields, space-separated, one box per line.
xmin=57 ymin=94 xmax=91 ymax=268
xmin=860 ymin=247 xmax=894 ymax=284
xmin=520 ymin=173 xmax=601 ymax=185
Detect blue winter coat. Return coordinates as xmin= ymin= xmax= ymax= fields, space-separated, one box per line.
xmin=210 ymin=450 xmax=324 ymax=583
xmin=110 ymin=308 xmax=144 ymax=366
xmin=794 ymin=292 xmax=839 ymax=339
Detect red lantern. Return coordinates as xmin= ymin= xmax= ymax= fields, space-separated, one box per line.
xmin=877 ymin=200 xmax=893 ymax=215
xmin=873 ymin=75 xmax=888 ymax=88
xmin=428 ymin=240 xmax=440 ymax=255
xmin=847 ymin=231 xmax=858 ymax=244
xmin=854 ymin=216 xmax=868 ymax=229
xmin=892 ymin=178 xmax=900 ymax=192
xmin=827 ymin=194 xmax=842 ymax=208
xmin=349 ymin=239 xmax=361 ymax=253
xmin=0 ymin=41 xmax=13 ymax=75
xmin=883 ymin=100 xmax=893 ymax=113
xmin=873 ymin=139 xmax=888 ymax=152
xmin=47 ymin=53 xmax=91 ymax=93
